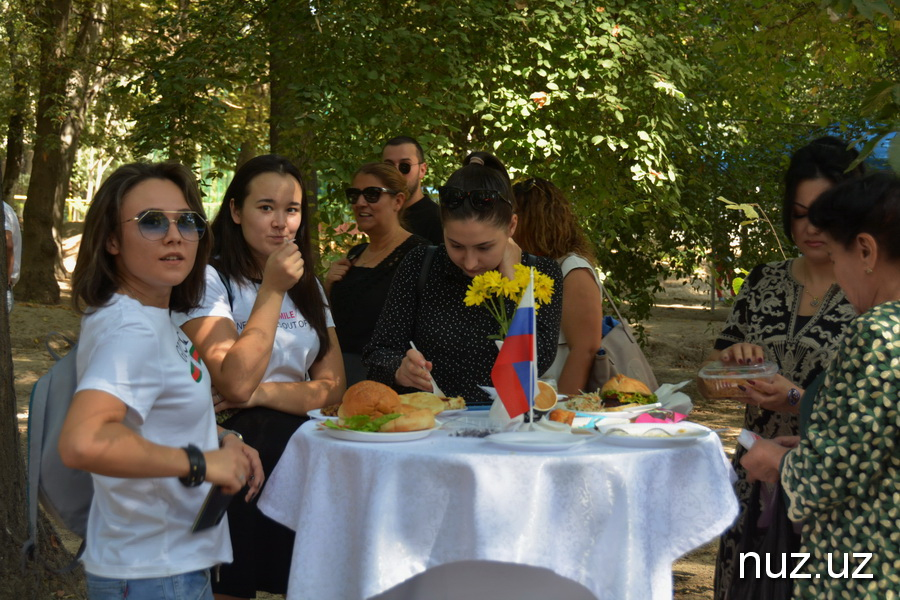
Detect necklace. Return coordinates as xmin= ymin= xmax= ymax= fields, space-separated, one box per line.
xmin=355 ymin=233 xmax=406 ymax=267
xmin=800 ymin=260 xmax=833 ymax=308
xmin=803 ymin=288 xmax=821 ymax=308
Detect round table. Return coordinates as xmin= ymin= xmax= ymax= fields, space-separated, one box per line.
xmin=259 ymin=417 xmax=739 ymax=600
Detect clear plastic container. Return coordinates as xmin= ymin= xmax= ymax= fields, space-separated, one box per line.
xmin=698 ymin=360 xmax=779 ymax=399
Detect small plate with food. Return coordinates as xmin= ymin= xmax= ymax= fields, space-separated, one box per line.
xmin=321 ymin=425 xmax=440 ymax=443
xmin=399 ymin=392 xmax=468 ymax=416
xmin=319 ymin=380 xmax=440 ymax=442
xmin=564 ymin=375 xmax=660 ymax=416
xmin=594 ymin=421 xmax=711 ymax=448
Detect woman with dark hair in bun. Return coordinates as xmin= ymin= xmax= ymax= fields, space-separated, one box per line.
xmin=742 ymin=171 xmax=900 ymax=598
xmin=363 ymin=151 xmax=563 ymax=406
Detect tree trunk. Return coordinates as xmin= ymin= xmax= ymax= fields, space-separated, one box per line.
xmin=2 ymin=16 xmax=31 ymax=206
xmin=1 ymin=207 xmax=85 ymax=597
xmin=17 ymin=0 xmax=109 ymax=304
xmin=267 ymin=0 xmax=320 ymax=259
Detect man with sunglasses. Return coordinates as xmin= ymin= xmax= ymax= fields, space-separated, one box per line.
xmin=382 ymin=136 xmax=443 ymax=244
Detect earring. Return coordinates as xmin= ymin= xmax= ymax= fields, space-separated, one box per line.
xmin=865 ymin=267 xmax=873 ymax=274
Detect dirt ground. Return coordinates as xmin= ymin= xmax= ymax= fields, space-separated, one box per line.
xmin=9 ymin=227 xmax=743 ymax=599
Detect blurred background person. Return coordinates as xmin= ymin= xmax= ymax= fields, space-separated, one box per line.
xmin=513 ymin=176 xmax=603 ymax=395
xmin=382 ymin=135 xmax=442 ymax=244
xmin=326 ymin=162 xmax=427 ymax=385
xmin=4 ymin=200 xmax=21 ymax=312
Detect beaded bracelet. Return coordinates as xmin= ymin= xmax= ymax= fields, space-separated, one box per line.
xmin=179 ymin=444 xmax=206 ymax=487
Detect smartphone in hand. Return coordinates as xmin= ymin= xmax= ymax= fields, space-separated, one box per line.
xmin=191 ymin=485 xmax=235 ymax=533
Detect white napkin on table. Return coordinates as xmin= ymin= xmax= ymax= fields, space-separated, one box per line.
xmin=655 ymin=380 xmax=693 ymax=416
xmin=479 ymin=386 xmax=525 ymax=429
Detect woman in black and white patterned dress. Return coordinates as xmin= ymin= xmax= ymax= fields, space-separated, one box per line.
xmin=705 ymin=137 xmax=864 ymax=599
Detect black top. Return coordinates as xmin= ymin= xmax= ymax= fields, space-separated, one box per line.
xmin=330 ymin=235 xmax=428 ymax=353
xmin=401 ymin=194 xmax=443 ymax=245
xmin=363 ymin=244 xmax=563 ymax=405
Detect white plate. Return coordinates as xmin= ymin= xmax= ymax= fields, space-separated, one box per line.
xmin=320 ymin=425 xmax=439 ymax=443
xmin=439 ymin=408 xmax=468 ymax=416
xmin=484 ymin=431 xmax=590 ymax=452
xmin=595 ymin=421 xmax=710 ymax=448
xmin=307 ymin=408 xmax=337 ymax=420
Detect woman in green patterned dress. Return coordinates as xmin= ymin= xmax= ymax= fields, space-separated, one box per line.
xmin=742 ymin=171 xmax=900 ymax=599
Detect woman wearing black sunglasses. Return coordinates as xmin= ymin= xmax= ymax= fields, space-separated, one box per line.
xmin=363 ymin=151 xmax=563 ymax=405
xmin=326 ymin=163 xmax=428 ymax=385
xmin=174 ymin=155 xmax=344 ymax=600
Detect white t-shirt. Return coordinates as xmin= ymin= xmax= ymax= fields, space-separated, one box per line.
xmin=542 ymin=253 xmax=603 ymax=383
xmin=76 ymin=293 xmax=231 ymax=578
xmin=3 ymin=202 xmax=21 ymax=284
xmin=173 ymin=266 xmax=334 ymax=383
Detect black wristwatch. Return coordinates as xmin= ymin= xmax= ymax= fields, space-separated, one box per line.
xmin=179 ymin=444 xmax=206 ymax=487
xmin=787 ymin=388 xmax=801 ymax=407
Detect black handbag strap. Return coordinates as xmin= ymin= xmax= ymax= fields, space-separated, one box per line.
xmin=417 ymin=245 xmax=438 ymax=298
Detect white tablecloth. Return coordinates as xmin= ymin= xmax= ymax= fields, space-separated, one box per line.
xmin=259 ymin=418 xmax=739 ymax=600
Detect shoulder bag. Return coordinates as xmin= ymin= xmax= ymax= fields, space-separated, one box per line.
xmin=585 ymin=283 xmax=658 ymax=392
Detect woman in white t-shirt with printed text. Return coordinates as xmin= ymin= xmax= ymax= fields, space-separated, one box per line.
xmin=175 ymin=154 xmax=344 ymax=600
xmin=59 ymin=162 xmax=264 ymax=600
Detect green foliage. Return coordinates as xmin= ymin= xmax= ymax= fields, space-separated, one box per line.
xmin=2 ymin=0 xmax=898 ymax=318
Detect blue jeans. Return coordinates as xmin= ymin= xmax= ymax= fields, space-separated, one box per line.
xmin=86 ymin=570 xmax=213 ymax=600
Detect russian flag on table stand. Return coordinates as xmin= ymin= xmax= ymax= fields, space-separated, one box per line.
xmin=491 ymin=269 xmax=537 ymax=419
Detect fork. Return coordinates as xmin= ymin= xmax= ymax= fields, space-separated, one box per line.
xmin=409 ymin=341 xmax=446 ymax=397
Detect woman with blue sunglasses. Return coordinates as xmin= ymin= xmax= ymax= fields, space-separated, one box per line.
xmin=60 ymin=162 xmax=263 ymax=600
xmin=364 ymin=151 xmax=563 ymax=405
xmin=326 ymin=162 xmax=428 ymax=385
xmin=174 ymin=155 xmax=344 ymax=600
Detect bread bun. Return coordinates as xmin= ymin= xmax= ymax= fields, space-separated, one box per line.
xmin=379 ymin=408 xmax=436 ymax=432
xmin=339 ymin=381 xmax=402 ymax=419
xmin=548 ymin=408 xmax=575 ymax=425
xmin=399 ymin=392 xmax=445 ymax=414
xmin=534 ymin=381 xmax=557 ymax=411
xmin=440 ymin=396 xmax=467 ymax=410
xmin=601 ymin=374 xmax=652 ymax=397
xmin=600 ymin=375 xmax=656 ymax=406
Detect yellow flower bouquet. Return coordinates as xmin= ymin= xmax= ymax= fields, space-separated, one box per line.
xmin=464 ymin=264 xmax=555 ymax=340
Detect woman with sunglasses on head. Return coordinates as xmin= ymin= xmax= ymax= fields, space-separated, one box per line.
xmin=364 ymin=151 xmax=563 ymax=405
xmin=325 ymin=163 xmax=428 ymax=385
xmin=173 ymin=155 xmax=344 ymax=600
xmin=512 ymin=177 xmax=604 ymax=395
xmin=59 ymin=162 xmax=264 ymax=600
